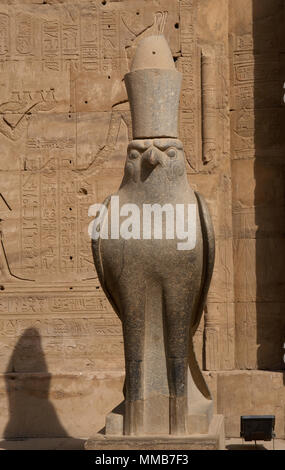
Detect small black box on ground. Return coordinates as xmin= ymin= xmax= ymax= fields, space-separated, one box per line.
xmin=240 ymin=415 xmax=275 ymax=442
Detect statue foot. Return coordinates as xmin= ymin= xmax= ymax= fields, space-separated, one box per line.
xmin=169 ymin=396 xmax=187 ymax=435
xmin=124 ymin=400 xmax=144 ymax=435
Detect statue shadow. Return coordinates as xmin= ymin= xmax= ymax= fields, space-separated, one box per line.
xmin=0 ymin=327 xmax=85 ymax=449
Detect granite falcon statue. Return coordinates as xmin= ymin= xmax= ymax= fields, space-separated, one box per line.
xmin=91 ymin=35 xmax=215 ymax=436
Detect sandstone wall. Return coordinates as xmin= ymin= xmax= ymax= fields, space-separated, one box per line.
xmin=0 ymin=0 xmax=284 ymax=439
xmin=226 ymin=0 xmax=285 ymax=437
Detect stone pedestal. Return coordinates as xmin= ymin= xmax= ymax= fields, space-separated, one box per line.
xmin=85 ymin=415 xmax=225 ymax=450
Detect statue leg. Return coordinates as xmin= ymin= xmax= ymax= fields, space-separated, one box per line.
xmin=121 ymin=285 xmax=146 ymax=436
xmin=163 ymin=286 xmax=191 ymax=435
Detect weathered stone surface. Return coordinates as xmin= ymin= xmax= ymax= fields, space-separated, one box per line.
xmin=214 ymin=371 xmax=285 ymax=438
xmin=235 ymin=302 xmax=285 ymax=370
xmin=0 ymin=371 xmax=124 ymax=439
xmin=234 ymin=238 xmax=285 ymax=302
xmin=230 ymin=0 xmax=285 ymax=376
xmin=85 ymin=415 xmax=225 ymax=450
xmin=232 ymin=159 xmax=285 ymax=239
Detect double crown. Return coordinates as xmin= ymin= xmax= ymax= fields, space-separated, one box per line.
xmin=124 ymin=35 xmax=182 ymax=140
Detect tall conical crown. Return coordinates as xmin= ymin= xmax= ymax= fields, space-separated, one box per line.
xmin=124 ymin=35 xmax=182 ymax=139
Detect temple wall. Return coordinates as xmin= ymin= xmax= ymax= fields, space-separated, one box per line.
xmin=0 ymin=0 xmax=284 ymax=439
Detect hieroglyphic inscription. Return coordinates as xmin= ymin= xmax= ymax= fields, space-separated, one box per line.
xmin=16 ymin=13 xmax=34 ymax=56
xmin=21 ymin=171 xmax=41 ymax=272
xmin=20 ymin=155 xmax=80 ymax=274
xmin=0 ymin=318 xmax=121 ymax=338
xmin=80 ymin=5 xmax=100 ymax=72
xmin=0 ymin=336 xmax=124 ymax=370
xmin=0 ymin=0 xmax=182 ymax=376
xmin=203 ymin=304 xmax=220 ymax=370
xmin=78 ymin=199 xmax=95 ymax=272
xmin=231 ymin=33 xmax=281 ymax=159
xmin=231 ymin=37 xmax=257 ymax=159
xmin=178 ymin=0 xmax=200 ymax=172
xmin=101 ymin=10 xmax=120 ymax=74
xmin=0 ymin=13 xmax=9 ymax=57
xmin=60 ymin=170 xmax=77 ymax=272
xmin=62 ymin=23 xmax=80 ymax=71
xmin=2 ymin=6 xmax=122 ymax=74
xmin=0 ymin=290 xmax=123 ymax=371
xmin=42 ymin=21 xmax=61 ymax=71
xmin=0 ymin=295 xmax=109 ymax=314
xmin=201 ymin=51 xmax=217 ymax=164
xmin=41 ymin=165 xmax=59 ymax=272
xmin=0 ymin=289 xmax=123 ymax=370
xmin=0 ymin=4 xmax=179 ymax=76
xmin=27 ymin=138 xmax=75 ymax=151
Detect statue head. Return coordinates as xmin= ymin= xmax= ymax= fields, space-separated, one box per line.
xmin=123 ymin=35 xmax=184 ymax=185
xmin=123 ymin=138 xmax=186 ymax=184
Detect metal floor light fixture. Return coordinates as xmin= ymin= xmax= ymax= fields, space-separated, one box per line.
xmin=240 ymin=415 xmax=276 ymax=450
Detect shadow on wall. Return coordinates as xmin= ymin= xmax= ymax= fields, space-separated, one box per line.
xmin=0 ymin=327 xmax=84 ymax=448
xmin=253 ymin=0 xmax=285 ymax=373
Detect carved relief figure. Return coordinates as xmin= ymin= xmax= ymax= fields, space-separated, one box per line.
xmin=73 ymin=11 xmax=169 ymax=179
xmin=0 ymin=90 xmax=57 ymax=141
xmin=0 ymin=195 xmax=33 ymax=283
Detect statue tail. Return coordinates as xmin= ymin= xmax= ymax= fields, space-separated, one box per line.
xmin=191 ymin=191 xmax=215 ymax=335
xmin=186 ymin=191 xmax=216 ymax=405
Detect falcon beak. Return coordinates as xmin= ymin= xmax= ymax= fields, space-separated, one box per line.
xmin=144 ymin=147 xmax=166 ymax=167
xmin=148 ymin=148 xmax=157 ymax=166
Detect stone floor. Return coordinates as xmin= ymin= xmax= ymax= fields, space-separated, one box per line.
xmin=225 ymin=438 xmax=285 ymax=450
xmin=0 ymin=438 xmax=284 ymax=450
xmin=0 ymin=438 xmax=87 ymax=450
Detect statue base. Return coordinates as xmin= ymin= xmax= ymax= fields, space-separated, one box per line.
xmin=85 ymin=415 xmax=225 ymax=450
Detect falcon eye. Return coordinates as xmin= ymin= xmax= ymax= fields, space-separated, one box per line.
xmin=166 ymin=148 xmax=177 ymax=158
xmin=129 ymin=150 xmax=140 ymax=160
